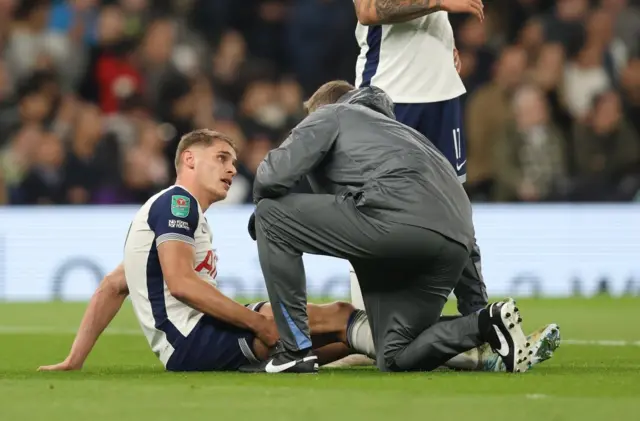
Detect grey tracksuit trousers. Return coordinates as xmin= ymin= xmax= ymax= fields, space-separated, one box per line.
xmin=254 ymin=193 xmax=486 ymax=372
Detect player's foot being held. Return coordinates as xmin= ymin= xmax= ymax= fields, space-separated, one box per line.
xmin=527 ymin=323 xmax=561 ymax=367
xmin=480 ymin=323 xmax=561 ymax=372
xmin=239 ymin=341 xmax=319 ymax=374
xmin=480 ymin=298 xmax=531 ymax=373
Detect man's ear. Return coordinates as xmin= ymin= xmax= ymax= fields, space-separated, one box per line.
xmin=183 ymin=149 xmax=197 ymax=169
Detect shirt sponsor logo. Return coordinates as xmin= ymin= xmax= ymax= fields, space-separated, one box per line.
xmin=168 ymin=219 xmax=190 ymax=230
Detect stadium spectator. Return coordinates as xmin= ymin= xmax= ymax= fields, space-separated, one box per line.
xmin=517 ymin=18 xmax=545 ymax=64
xmin=601 ymin=0 xmax=640 ymax=57
xmin=501 ymin=0 xmax=550 ymax=44
xmin=16 ymin=131 xmax=66 ymax=205
xmin=0 ymin=72 xmax=56 ymax=139
xmin=563 ymin=48 xmax=610 ymax=122
xmin=0 ymin=125 xmax=40 ymax=202
xmin=531 ymin=43 xmax=573 ymax=142
xmin=5 ymin=0 xmax=84 ymax=92
xmin=209 ymin=30 xmax=254 ymax=106
xmin=156 ymin=72 xmax=197 ymax=175
xmin=287 ymin=0 xmax=358 ymax=97
xmin=465 ymin=46 xmax=528 ymax=201
xmin=571 ymin=90 xmax=640 ymax=200
xmin=237 ymin=79 xmax=288 ymax=144
xmin=65 ymin=104 xmax=118 ymax=204
xmin=456 ymin=15 xmax=496 ymax=98
xmin=494 ymin=84 xmax=568 ymax=202
xmin=541 ymin=0 xmax=589 ymax=57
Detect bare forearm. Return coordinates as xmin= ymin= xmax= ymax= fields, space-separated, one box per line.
xmin=357 ymin=0 xmax=443 ymax=24
xmin=66 ymin=284 xmax=127 ymax=368
xmin=174 ymin=277 xmax=264 ymax=332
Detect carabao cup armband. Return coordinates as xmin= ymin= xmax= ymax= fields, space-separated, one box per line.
xmin=148 ymin=188 xmax=200 ymax=247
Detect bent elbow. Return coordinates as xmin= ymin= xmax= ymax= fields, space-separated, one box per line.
xmin=165 ymin=278 xmax=188 ymax=301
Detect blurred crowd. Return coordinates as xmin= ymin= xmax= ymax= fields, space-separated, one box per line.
xmin=0 ymin=0 xmax=639 ymax=206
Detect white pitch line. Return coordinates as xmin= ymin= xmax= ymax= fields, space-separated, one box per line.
xmin=563 ymin=339 xmax=640 ymax=347
xmin=0 ymin=326 xmax=140 ymax=335
xmin=0 ymin=326 xmax=639 ymax=346
xmin=525 ymin=394 xmax=549 ymax=400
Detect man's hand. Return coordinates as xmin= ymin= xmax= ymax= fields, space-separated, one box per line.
xmin=441 ymin=0 xmax=484 ymax=21
xmin=253 ymin=314 xmax=279 ymax=347
xmin=454 ymin=47 xmax=462 ymax=74
xmin=38 ymin=358 xmax=81 ymax=372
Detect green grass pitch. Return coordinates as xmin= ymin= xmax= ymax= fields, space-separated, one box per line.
xmin=1 ymin=297 xmax=639 ymax=421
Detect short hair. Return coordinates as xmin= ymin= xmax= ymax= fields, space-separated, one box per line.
xmin=304 ymin=80 xmax=355 ymax=114
xmin=174 ymin=129 xmax=237 ymax=170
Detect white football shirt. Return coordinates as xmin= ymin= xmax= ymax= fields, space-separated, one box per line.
xmin=354 ymin=12 xmax=466 ymax=103
xmin=123 ymin=185 xmax=217 ymax=367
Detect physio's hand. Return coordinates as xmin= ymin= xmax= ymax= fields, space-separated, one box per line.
xmin=248 ymin=212 xmax=257 ymax=241
xmin=441 ymin=0 xmax=484 ymax=21
xmin=38 ymin=358 xmax=81 ymax=372
xmin=254 ymin=315 xmax=279 ymax=347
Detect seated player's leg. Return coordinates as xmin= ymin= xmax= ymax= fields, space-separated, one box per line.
xmin=323 ymin=265 xmax=377 ymax=368
xmin=256 ymin=301 xmax=356 ymax=361
xmin=165 ymin=302 xmax=269 ymax=372
xmin=165 ymin=300 xmax=360 ymax=372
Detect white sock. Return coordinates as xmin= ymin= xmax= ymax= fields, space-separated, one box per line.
xmin=350 ymin=265 xmax=365 ymax=309
xmin=347 ymin=310 xmax=376 ymax=359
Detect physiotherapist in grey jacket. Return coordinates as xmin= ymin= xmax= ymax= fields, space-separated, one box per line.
xmin=242 ymin=81 xmax=530 ymax=375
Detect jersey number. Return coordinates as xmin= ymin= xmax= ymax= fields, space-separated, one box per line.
xmin=195 ymin=250 xmax=217 ymax=278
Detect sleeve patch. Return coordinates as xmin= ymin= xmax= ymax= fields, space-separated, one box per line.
xmin=147 ymin=189 xmax=199 ymax=241
xmin=171 ymin=195 xmax=191 ymax=217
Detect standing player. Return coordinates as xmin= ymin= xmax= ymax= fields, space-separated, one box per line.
xmin=331 ymin=0 xmax=561 ymax=368
xmin=350 ymin=0 xmax=486 ymax=319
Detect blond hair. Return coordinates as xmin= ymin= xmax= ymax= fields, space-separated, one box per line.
xmin=174 ymin=129 xmax=237 ymax=170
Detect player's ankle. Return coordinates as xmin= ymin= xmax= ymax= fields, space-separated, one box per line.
xmin=346 ymin=310 xmax=375 ymax=358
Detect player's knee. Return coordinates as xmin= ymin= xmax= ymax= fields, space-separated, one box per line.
xmin=332 ymin=301 xmax=356 ymax=317
xmin=255 ymin=198 xmax=278 ymax=222
xmin=379 ymin=344 xmax=405 ymax=372
xmin=378 ymin=356 xmax=402 ymax=372
xmin=310 ymin=301 xmax=354 ymax=332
